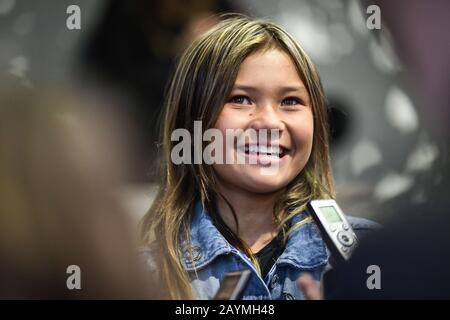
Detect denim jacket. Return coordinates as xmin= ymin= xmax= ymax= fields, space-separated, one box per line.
xmin=142 ymin=201 xmax=380 ymax=300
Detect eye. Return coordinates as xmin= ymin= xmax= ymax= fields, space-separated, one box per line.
xmin=281 ymin=97 xmax=303 ymax=107
xmin=228 ymin=95 xmax=252 ymax=105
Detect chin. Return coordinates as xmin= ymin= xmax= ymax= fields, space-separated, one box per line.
xmin=242 ymin=174 xmax=291 ymax=194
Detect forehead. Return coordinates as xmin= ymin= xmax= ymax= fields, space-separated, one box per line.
xmin=234 ymin=49 xmax=304 ymax=87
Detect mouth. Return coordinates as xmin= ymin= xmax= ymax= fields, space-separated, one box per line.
xmin=236 ymin=143 xmax=291 ymax=161
xmin=244 ymin=144 xmax=290 ymax=158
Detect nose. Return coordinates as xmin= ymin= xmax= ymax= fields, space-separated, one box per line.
xmin=248 ymin=103 xmax=285 ymax=140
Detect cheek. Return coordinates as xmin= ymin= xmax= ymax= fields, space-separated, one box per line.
xmin=213 ymin=108 xmax=242 ymax=162
xmin=214 ymin=107 xmax=245 ymax=132
xmin=290 ymin=113 xmax=314 ymax=157
xmin=214 ymin=112 xmax=231 ymax=151
xmin=214 ymin=108 xmax=250 ymax=150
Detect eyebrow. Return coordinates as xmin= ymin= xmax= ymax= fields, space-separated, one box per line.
xmin=232 ymin=84 xmax=308 ymax=95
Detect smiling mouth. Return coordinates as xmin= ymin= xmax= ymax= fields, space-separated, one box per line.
xmin=239 ymin=144 xmax=290 ymax=158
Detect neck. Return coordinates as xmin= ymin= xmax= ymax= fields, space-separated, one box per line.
xmin=215 ymin=180 xmax=282 ymax=253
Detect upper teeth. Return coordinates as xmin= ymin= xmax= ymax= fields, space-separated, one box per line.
xmin=246 ymin=145 xmax=281 ymax=155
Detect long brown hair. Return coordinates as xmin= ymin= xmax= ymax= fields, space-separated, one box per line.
xmin=139 ymin=14 xmax=335 ymax=299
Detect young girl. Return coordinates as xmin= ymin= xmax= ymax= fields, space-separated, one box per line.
xmin=140 ymin=14 xmax=376 ymax=300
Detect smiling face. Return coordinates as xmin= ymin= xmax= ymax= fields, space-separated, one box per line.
xmin=213 ymin=49 xmax=314 ymax=194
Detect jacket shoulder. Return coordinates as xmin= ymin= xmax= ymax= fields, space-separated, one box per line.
xmin=346 ymin=215 xmax=382 ymax=240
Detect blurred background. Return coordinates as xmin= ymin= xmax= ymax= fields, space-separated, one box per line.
xmin=0 ymin=0 xmax=447 ymax=227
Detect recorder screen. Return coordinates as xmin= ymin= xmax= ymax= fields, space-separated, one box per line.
xmin=320 ymin=206 xmax=343 ymax=224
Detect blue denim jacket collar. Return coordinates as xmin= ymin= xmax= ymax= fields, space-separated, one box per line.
xmin=180 ymin=201 xmax=231 ymax=271
xmin=180 ymin=201 xmax=328 ymax=271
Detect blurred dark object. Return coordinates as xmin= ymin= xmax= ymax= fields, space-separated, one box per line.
xmin=324 ymin=0 xmax=450 ymax=299
xmin=328 ymin=98 xmax=351 ymax=148
xmin=324 ymin=203 xmax=450 ymax=299
xmin=80 ymin=0 xmax=240 ymax=182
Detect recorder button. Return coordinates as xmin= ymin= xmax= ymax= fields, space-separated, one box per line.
xmin=342 ymin=223 xmax=349 ymax=230
xmin=329 ymin=225 xmax=337 ymax=232
xmin=337 ymin=231 xmax=354 ymax=247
